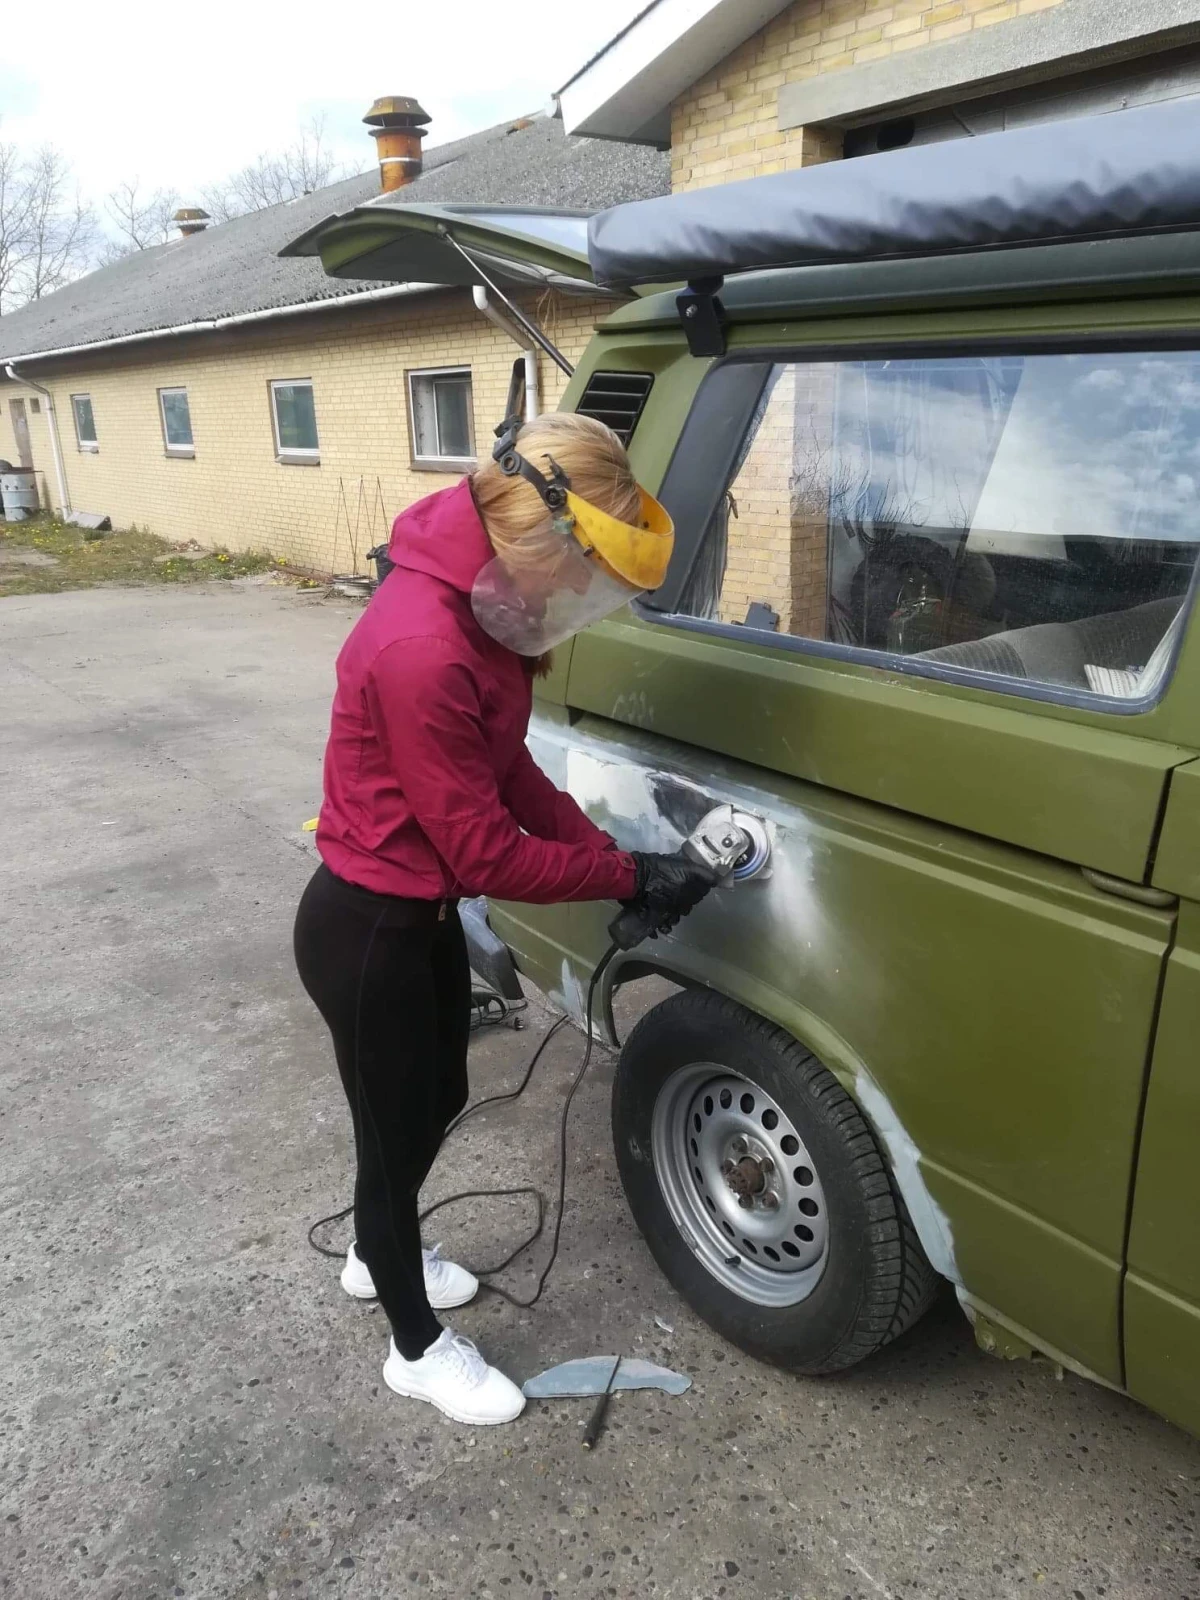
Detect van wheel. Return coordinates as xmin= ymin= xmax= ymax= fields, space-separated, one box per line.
xmin=612 ymin=989 xmax=938 ymax=1373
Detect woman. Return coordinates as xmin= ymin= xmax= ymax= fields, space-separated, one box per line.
xmin=294 ymin=412 xmax=716 ymax=1427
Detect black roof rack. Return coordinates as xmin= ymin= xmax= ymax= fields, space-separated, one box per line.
xmin=588 ymin=97 xmax=1200 ymax=349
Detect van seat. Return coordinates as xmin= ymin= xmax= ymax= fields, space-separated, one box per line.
xmin=918 ymin=597 xmax=1181 ymax=688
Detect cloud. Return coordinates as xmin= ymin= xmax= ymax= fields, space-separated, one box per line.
xmin=1 ymin=0 xmax=647 ymax=206
xmin=812 ymin=351 xmax=1200 ymax=550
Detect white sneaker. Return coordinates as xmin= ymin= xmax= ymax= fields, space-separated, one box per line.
xmin=340 ymin=1241 xmax=377 ymax=1300
xmin=340 ymin=1241 xmax=479 ymax=1310
xmin=421 ymin=1244 xmax=479 ymax=1310
xmin=383 ymin=1330 xmax=525 ymax=1425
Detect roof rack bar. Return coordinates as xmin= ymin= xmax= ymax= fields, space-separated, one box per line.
xmin=438 ymin=227 xmax=574 ymax=376
xmin=676 ymin=277 xmax=727 ymax=358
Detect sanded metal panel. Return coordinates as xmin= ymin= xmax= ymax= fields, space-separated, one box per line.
xmin=568 ymin=617 xmax=1185 ymax=882
xmin=505 ymin=712 xmax=1173 ymax=1380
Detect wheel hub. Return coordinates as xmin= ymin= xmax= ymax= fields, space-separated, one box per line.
xmin=650 ymin=1065 xmax=830 ymax=1309
xmin=721 ymin=1150 xmax=779 ymax=1210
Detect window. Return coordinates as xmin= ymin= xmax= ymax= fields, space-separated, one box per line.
xmin=270 ymin=380 xmax=319 ymax=462
xmin=408 ymin=367 xmax=475 ymax=468
xmin=159 ymin=387 xmax=194 ymax=456
xmin=671 ymin=350 xmax=1200 ymax=705
xmin=71 ymin=394 xmax=98 ymax=451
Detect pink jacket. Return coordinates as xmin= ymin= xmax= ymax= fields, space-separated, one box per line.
xmin=316 ymin=478 xmax=638 ymax=904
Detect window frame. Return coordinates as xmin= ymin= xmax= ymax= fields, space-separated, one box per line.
xmin=639 ymin=337 xmax=1200 ymax=719
xmin=158 ymin=386 xmax=195 ymax=458
xmin=406 ymin=365 xmax=477 ymax=471
xmin=70 ymin=393 xmax=98 ymax=452
xmin=269 ymin=378 xmax=320 ymax=465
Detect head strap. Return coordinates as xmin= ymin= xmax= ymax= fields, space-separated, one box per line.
xmin=491 ymin=355 xmax=572 ymax=512
xmin=494 ymin=438 xmax=571 ymax=514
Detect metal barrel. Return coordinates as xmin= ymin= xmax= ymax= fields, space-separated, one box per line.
xmin=0 ymin=470 xmax=40 ymax=523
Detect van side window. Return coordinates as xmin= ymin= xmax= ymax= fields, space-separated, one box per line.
xmin=675 ymin=352 xmax=1200 ymax=702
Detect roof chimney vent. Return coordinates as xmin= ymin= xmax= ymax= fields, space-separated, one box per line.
xmin=364 ymin=96 xmax=430 ymax=194
xmin=173 ymin=207 xmax=211 ymax=238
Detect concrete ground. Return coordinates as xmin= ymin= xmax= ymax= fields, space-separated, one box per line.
xmin=2 ymin=581 xmax=1199 ymax=1600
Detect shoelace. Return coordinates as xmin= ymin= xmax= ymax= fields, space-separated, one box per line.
xmin=434 ymin=1331 xmax=488 ymax=1389
xmin=421 ymin=1243 xmax=447 ymax=1287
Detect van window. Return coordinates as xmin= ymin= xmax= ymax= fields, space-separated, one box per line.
xmin=676 ymin=351 xmax=1200 ymax=702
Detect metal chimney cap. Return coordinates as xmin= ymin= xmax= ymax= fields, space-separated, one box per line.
xmin=364 ymin=96 xmax=431 ymax=128
xmin=172 ymin=208 xmax=211 ymax=224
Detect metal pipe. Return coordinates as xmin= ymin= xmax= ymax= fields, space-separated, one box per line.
xmin=523 ymin=348 xmax=540 ymax=423
xmin=4 ymin=364 xmax=70 ymax=517
xmin=443 ymin=229 xmax=573 ymax=376
xmin=471 ymin=287 xmax=540 ymax=419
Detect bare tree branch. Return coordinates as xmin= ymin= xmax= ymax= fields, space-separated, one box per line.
xmin=0 ymin=113 xmax=347 ymax=310
xmin=0 ymin=136 xmax=36 ymax=312
xmin=203 ymin=116 xmax=344 ymax=220
xmin=102 ymin=178 xmax=179 ymax=260
xmin=0 ymin=133 xmax=95 ymax=312
xmin=196 ymin=180 xmax=240 ymax=226
xmin=22 ymin=146 xmax=97 ymax=299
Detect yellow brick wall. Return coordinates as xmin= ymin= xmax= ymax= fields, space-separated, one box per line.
xmin=718 ymin=368 xmax=798 ymax=629
xmin=0 ymin=287 xmax=608 ymax=574
xmin=716 ymin=365 xmax=834 ymax=638
xmin=670 ymin=0 xmax=1067 ymax=190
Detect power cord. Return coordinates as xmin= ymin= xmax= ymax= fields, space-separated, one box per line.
xmin=307 ymin=942 xmax=618 ymax=1310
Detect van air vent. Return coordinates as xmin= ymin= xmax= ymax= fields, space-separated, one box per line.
xmin=573 ymin=371 xmax=654 ymax=445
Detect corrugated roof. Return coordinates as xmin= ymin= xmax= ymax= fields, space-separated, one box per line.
xmin=0 ymin=114 xmax=669 ymax=362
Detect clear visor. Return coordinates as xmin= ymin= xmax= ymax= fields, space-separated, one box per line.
xmin=470 ymin=514 xmax=643 ymax=655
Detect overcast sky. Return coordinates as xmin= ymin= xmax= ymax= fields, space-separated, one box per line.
xmin=1 ymin=0 xmax=647 ymax=217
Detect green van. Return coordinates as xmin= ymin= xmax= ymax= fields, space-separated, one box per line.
xmin=286 ymin=99 xmax=1200 ymax=1434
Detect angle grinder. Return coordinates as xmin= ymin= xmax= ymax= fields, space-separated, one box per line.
xmin=608 ymin=803 xmax=772 ymax=951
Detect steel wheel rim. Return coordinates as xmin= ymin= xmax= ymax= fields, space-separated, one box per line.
xmin=650 ymin=1063 xmax=829 ymax=1308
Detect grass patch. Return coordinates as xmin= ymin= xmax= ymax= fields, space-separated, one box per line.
xmin=0 ymin=517 xmax=289 ymax=598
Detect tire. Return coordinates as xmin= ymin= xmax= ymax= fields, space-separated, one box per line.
xmin=612 ymin=988 xmax=938 ymax=1374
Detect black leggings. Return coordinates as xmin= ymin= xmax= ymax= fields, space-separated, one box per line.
xmin=293 ymin=863 xmax=471 ymax=1358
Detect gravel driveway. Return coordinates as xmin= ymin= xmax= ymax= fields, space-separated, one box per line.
xmin=2 ymin=582 xmax=1197 ymax=1600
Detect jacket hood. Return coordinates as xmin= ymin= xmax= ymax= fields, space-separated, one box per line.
xmin=387 ymin=478 xmax=493 ymax=595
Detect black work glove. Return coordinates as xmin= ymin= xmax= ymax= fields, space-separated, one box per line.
xmin=609 ymin=850 xmax=721 ymax=950
xmin=628 ymin=850 xmax=721 ymax=922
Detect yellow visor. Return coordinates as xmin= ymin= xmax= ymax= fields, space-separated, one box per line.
xmin=564 ymin=487 xmax=675 ymax=591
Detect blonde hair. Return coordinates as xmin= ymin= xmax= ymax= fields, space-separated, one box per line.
xmin=472 ymin=411 xmax=642 ymax=559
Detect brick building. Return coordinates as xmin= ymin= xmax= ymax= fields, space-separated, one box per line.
xmin=552 ymin=0 xmax=1200 ymax=636
xmin=559 ymin=0 xmax=1200 ymax=191
xmin=6 ymin=4 xmax=1200 ymax=574
xmin=0 ymin=112 xmax=667 ymax=573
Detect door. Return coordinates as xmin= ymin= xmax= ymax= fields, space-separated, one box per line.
xmin=9 ymin=399 xmax=32 ymax=469
xmin=559 ymin=330 xmax=1200 ymax=1381
xmin=1125 ymin=763 xmax=1200 ymax=1432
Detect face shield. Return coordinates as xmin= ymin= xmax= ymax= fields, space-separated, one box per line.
xmin=471 ymin=441 xmax=675 ymax=657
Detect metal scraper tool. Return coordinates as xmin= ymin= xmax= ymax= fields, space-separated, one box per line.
xmin=581 ymin=1356 xmax=620 ymax=1449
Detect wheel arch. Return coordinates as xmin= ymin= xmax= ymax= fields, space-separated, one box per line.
xmin=606 ymin=943 xmax=961 ymax=1290
xmin=607 ymin=944 xmax=865 ymax=1098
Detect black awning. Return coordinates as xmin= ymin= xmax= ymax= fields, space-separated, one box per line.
xmin=587 ymin=97 xmax=1200 ymax=290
